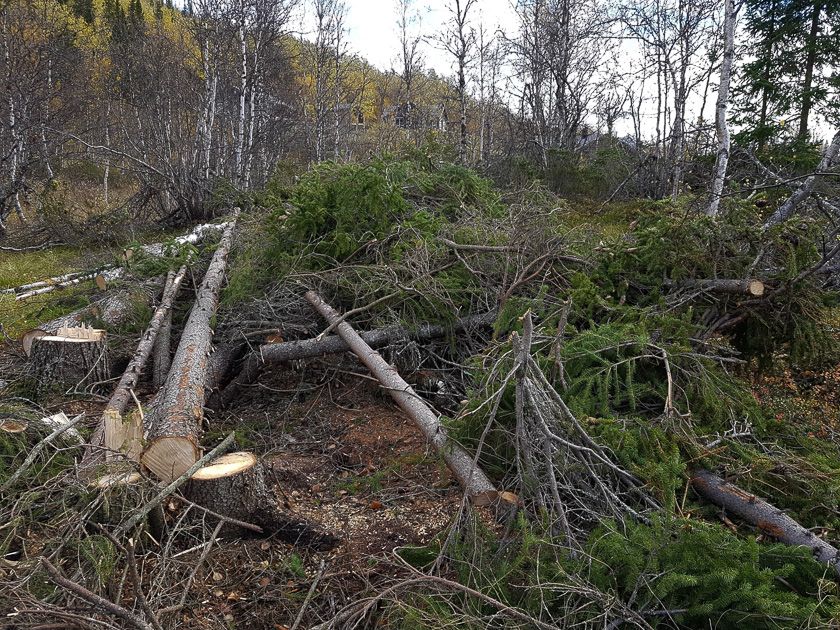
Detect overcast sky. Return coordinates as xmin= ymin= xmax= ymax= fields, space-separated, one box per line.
xmin=336 ymin=0 xmax=515 ymax=75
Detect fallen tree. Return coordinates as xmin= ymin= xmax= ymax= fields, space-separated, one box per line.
xmin=141 ymin=216 xmax=239 ymax=483
xmin=304 ymin=290 xmax=496 ymax=498
xmin=668 ymin=278 xmax=766 ymax=297
xmin=215 ymin=311 xmax=496 ymax=408
xmin=81 ymin=266 xmax=189 ymax=472
xmin=7 ymin=221 xmax=229 ymax=302
xmin=690 ymin=469 xmax=840 ymax=579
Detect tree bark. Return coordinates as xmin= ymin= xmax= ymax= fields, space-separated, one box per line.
xmin=305 ymin=291 xmax=496 ymax=497
xmin=706 ymin=0 xmax=736 ymax=218
xmin=216 ymin=311 xmax=495 ymax=409
xmin=30 ymin=328 xmax=109 ymax=396
xmin=141 ymin=214 xmax=239 ymax=483
xmin=691 ymin=469 xmax=840 ymax=578
xmin=152 ymin=307 xmax=173 ymax=389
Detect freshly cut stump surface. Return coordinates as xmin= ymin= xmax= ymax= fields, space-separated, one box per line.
xmin=30 ymin=326 xmax=109 ymax=395
xmin=188 ymin=451 xmax=339 ymax=549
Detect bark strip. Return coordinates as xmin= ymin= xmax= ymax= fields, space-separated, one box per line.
xmin=691 ymin=469 xmax=840 ymax=578
xmin=304 ymin=290 xmax=496 ymax=497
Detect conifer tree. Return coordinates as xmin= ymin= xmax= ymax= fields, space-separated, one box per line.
xmin=736 ymin=0 xmax=840 ymax=146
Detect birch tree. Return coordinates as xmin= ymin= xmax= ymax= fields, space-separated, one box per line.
xmin=706 ymin=0 xmax=736 ymax=218
xmin=438 ymin=0 xmax=477 ymax=163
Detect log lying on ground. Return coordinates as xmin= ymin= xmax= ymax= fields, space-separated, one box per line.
xmin=187 ymin=451 xmax=338 ymax=548
xmin=8 ymin=221 xmax=227 ymax=302
xmin=1 ymin=269 xmax=99 ymax=295
xmin=16 ymin=267 xmax=123 ymax=301
xmin=30 ymin=325 xmax=109 ymax=395
xmin=216 ymin=311 xmax=496 ymax=408
xmin=668 ymin=278 xmax=765 ymax=297
xmin=691 ymin=469 xmax=840 ymax=578
xmin=123 ymin=221 xmax=231 ymax=261
xmin=152 ymin=298 xmax=174 ymax=389
xmin=141 ymin=214 xmax=239 ymax=483
xmin=305 ymin=291 xmax=496 ymax=498
xmin=80 ymin=266 xmax=189 ymax=473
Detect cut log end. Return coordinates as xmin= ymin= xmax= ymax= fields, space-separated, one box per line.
xmin=0 ymin=420 xmax=28 ymax=434
xmin=747 ymin=280 xmax=765 ymax=297
xmin=191 ymin=451 xmax=257 ymax=480
xmin=141 ymin=437 xmax=200 ymax=483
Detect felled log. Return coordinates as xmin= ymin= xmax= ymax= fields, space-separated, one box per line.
xmin=1 ymin=269 xmax=96 ymax=295
xmin=305 ymin=291 xmax=496 ymax=498
xmin=81 ymin=266 xmax=189 ymax=472
xmin=141 ymin=215 xmax=239 ymax=483
xmin=668 ymin=278 xmax=765 ymax=297
xmin=16 ymin=267 xmax=123 ymax=301
xmin=122 ymin=221 xmax=231 ymax=261
xmin=187 ymin=451 xmax=338 ymax=548
xmin=30 ymin=325 xmax=109 ymax=395
xmin=10 ymin=222 xmax=227 ymax=302
xmin=691 ymin=469 xmax=840 ymax=578
xmin=152 ymin=302 xmax=173 ymax=389
xmin=216 ymin=312 xmax=495 ymax=408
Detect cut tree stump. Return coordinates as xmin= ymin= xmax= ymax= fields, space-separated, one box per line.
xmin=21 ymin=277 xmax=165 ymax=357
xmin=187 ymin=451 xmax=338 ymax=548
xmin=30 ymin=325 xmax=109 ymax=395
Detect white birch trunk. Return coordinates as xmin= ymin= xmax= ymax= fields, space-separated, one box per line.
xmin=706 ymin=0 xmax=736 ymax=218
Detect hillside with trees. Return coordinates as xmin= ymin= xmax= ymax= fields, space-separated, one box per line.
xmin=2 ymin=0 xmax=840 ymax=629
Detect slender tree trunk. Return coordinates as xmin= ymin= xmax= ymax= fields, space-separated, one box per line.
xmin=798 ymin=0 xmax=823 ymax=139
xmin=706 ymin=0 xmax=736 ymax=217
xmin=305 ymin=291 xmax=496 ymax=497
xmin=235 ymin=22 xmax=248 ymax=182
xmin=763 ymin=128 xmax=840 ymax=228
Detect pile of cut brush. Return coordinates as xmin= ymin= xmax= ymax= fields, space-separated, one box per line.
xmin=3 ymin=155 xmax=840 ymax=629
